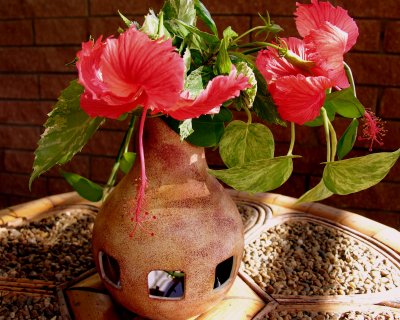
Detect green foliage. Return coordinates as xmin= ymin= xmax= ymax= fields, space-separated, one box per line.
xmin=30 ymin=81 xmax=104 ymax=187
xmin=164 ymin=108 xmax=232 ymax=147
xmin=208 ymin=156 xmax=296 ymax=193
xmin=297 ymin=180 xmax=333 ymax=203
xmin=234 ymin=61 xmax=257 ymax=109
xmin=325 ymin=88 xmax=365 ymax=118
xmin=179 ymin=119 xmax=194 ymax=141
xmin=305 ymin=104 xmax=335 ymax=127
xmin=337 ymin=119 xmax=358 ymax=160
xmin=323 ymin=149 xmax=400 ymax=195
xmin=219 ymin=120 xmax=274 ymax=168
xmin=216 ymin=27 xmax=237 ymax=74
xmin=252 ymin=69 xmax=286 ymax=126
xmin=118 ymin=11 xmax=133 ymax=27
xmin=162 ymin=0 xmax=197 ymax=26
xmin=120 ymin=152 xmax=136 ymax=174
xmin=61 ymin=171 xmax=104 ymax=202
xmin=184 ymin=66 xmax=212 ymax=97
xmin=194 ymin=0 xmax=218 ymax=36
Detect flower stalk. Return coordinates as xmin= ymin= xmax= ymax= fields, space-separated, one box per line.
xmin=104 ymin=115 xmax=137 ymax=198
xmin=287 ymin=122 xmax=295 ymax=156
xmin=321 ymin=107 xmax=331 ymax=163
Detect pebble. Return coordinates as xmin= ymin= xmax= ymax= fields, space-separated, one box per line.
xmin=0 ymin=208 xmax=97 ymax=319
xmin=266 ymin=310 xmax=400 ymax=319
xmin=242 ymin=221 xmax=400 ymax=296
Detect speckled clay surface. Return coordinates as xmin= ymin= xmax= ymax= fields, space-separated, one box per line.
xmin=92 ymin=118 xmax=244 ymax=320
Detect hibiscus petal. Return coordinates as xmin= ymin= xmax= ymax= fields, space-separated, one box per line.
xmin=166 ymin=69 xmax=251 ymax=120
xmin=76 ymin=37 xmax=108 ymax=100
xmin=80 ymin=91 xmax=148 ymax=119
xmin=305 ymin=22 xmax=349 ymax=88
xmin=255 ymin=37 xmax=311 ymax=84
xmin=295 ymin=0 xmax=358 ymax=52
xmin=269 ymin=74 xmax=333 ymax=125
xmin=101 ymin=27 xmax=184 ymax=111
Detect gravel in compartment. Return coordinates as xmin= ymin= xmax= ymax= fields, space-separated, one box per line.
xmin=266 ymin=310 xmax=400 ymax=320
xmin=0 ymin=292 xmax=61 ymax=320
xmin=0 ymin=208 xmax=96 ymax=283
xmin=242 ymin=220 xmax=400 ymax=296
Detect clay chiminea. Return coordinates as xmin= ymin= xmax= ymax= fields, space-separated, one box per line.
xmin=91 ymin=117 xmax=244 ymax=320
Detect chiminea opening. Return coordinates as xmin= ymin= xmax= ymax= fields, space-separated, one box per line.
xmin=214 ymin=256 xmax=234 ymax=289
xmin=99 ymin=251 xmax=121 ymax=289
xmin=148 ymin=270 xmax=185 ymax=300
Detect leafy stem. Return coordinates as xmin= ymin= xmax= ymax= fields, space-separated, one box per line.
xmin=104 ymin=115 xmax=137 ymax=197
xmin=328 ymin=121 xmax=337 ymax=162
xmin=233 ymin=26 xmax=267 ymax=44
xmin=321 ymin=107 xmax=331 ymax=163
xmin=344 ymin=62 xmax=356 ymax=97
xmin=287 ymin=122 xmax=295 ymax=156
xmin=244 ymin=106 xmax=252 ymax=124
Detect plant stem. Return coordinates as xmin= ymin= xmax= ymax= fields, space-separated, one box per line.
xmin=328 ymin=121 xmax=337 ymax=162
xmin=104 ymin=115 xmax=137 ymax=195
xmin=287 ymin=122 xmax=295 ymax=156
xmin=233 ymin=26 xmax=266 ymax=43
xmin=244 ymin=106 xmax=252 ymax=124
xmin=238 ymin=41 xmax=281 ymax=51
xmin=344 ymin=62 xmax=357 ymax=97
xmin=321 ymin=107 xmax=331 ymax=163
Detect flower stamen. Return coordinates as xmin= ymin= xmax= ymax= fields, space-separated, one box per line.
xmin=358 ymin=109 xmax=386 ymax=152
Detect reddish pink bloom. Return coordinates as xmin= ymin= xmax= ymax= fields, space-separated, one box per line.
xmin=167 ymin=69 xmax=250 ymax=120
xmin=269 ymin=75 xmax=333 ymax=125
xmin=304 ymin=22 xmax=349 ymax=88
xmin=255 ymin=37 xmax=333 ymax=124
xmin=77 ymin=27 xmax=185 ymax=119
xmin=255 ymin=37 xmax=312 ymax=84
xmin=295 ymin=0 xmax=358 ymax=52
xmin=358 ymin=110 xmax=386 ymax=151
xmin=295 ymin=0 xmax=358 ymax=89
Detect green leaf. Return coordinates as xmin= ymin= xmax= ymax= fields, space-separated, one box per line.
xmin=166 ymin=20 xmax=219 ymax=54
xmin=162 ymin=0 xmax=197 ymax=25
xmin=297 ymin=180 xmax=333 ymax=203
xmin=120 ymin=152 xmax=136 ymax=174
xmin=337 ymin=119 xmax=358 ymax=160
xmin=325 ymin=88 xmax=365 ymax=118
xmin=179 ymin=119 xmax=194 ymax=141
xmin=216 ymin=27 xmax=237 ymax=75
xmin=30 ymin=81 xmax=104 ymax=187
xmin=252 ymin=69 xmax=285 ymax=126
xmin=219 ymin=120 xmax=274 ymax=168
xmin=234 ymin=61 xmax=257 ymax=109
xmin=208 ymin=156 xmax=296 ymax=193
xmin=61 ymin=171 xmax=103 ymax=202
xmin=141 ymin=10 xmax=159 ymax=36
xmin=323 ymin=149 xmax=400 ymax=195
xmin=184 ymin=66 xmax=207 ymax=97
xmin=194 ymin=0 xmax=218 ymax=36
xmin=304 ymin=104 xmax=335 ymax=127
xmin=118 ymin=11 xmax=133 ymax=27
xmin=183 ymin=47 xmax=191 ymax=75
xmin=253 ymin=93 xmax=286 ymax=126
xmin=163 ymin=108 xmax=232 ymax=147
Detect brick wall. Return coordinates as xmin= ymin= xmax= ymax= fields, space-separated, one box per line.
xmin=0 ymin=0 xmax=399 ymax=228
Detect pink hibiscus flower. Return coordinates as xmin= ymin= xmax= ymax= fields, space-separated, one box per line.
xmin=295 ymin=0 xmax=359 ymax=88
xmin=256 ymin=1 xmax=358 ymax=125
xmin=255 ymin=37 xmax=333 ymax=125
xmin=77 ymin=26 xmax=249 ymax=121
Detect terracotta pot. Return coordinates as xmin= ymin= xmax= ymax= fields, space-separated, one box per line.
xmin=92 ymin=117 xmax=244 ymax=320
